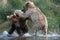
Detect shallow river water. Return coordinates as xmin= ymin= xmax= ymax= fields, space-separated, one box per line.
xmin=0 ymin=27 xmax=60 ymax=40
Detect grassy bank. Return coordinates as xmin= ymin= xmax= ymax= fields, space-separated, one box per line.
xmin=0 ymin=0 xmax=60 ymax=33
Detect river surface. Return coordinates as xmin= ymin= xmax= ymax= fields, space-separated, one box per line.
xmin=0 ymin=27 xmax=60 ymax=40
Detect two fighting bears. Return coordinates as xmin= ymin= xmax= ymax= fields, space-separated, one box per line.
xmin=7 ymin=1 xmax=48 ymax=36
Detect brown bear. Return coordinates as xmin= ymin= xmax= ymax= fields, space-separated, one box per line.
xmin=15 ymin=1 xmax=48 ymax=35
xmin=7 ymin=10 xmax=28 ymax=36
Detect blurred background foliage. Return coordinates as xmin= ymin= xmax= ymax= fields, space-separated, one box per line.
xmin=0 ymin=0 xmax=60 ymax=33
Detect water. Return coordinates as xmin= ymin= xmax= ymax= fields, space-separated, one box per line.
xmin=0 ymin=31 xmax=60 ymax=40
xmin=0 ymin=27 xmax=60 ymax=40
xmin=0 ymin=35 xmax=60 ymax=40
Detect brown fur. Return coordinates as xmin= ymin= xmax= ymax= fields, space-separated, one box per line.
xmin=15 ymin=1 xmax=48 ymax=34
xmin=7 ymin=11 xmax=28 ymax=35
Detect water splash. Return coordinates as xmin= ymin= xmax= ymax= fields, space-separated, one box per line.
xmin=0 ymin=31 xmax=60 ymax=39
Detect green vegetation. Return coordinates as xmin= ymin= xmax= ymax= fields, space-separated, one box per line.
xmin=0 ymin=0 xmax=60 ymax=33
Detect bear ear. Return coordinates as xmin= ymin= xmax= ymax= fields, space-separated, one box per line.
xmin=7 ymin=16 xmax=9 ymax=19
xmin=14 ymin=13 xmax=16 ymax=16
xmin=7 ymin=15 xmax=11 ymax=20
xmin=25 ymin=1 xmax=34 ymax=6
xmin=10 ymin=15 xmax=13 ymax=17
xmin=24 ymin=1 xmax=35 ymax=8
